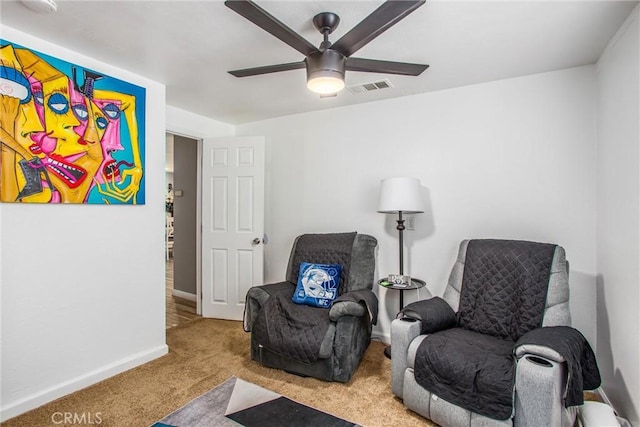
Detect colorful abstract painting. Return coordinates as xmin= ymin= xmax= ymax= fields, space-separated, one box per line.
xmin=0 ymin=39 xmax=146 ymax=204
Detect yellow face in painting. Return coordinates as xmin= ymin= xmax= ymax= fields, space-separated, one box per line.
xmin=0 ymin=44 xmax=48 ymax=202
xmin=41 ymin=76 xmax=82 ymax=155
xmin=14 ymin=48 xmax=105 ymax=202
xmin=39 ymin=81 xmax=106 ymax=201
xmin=0 ymin=44 xmax=44 ymax=147
xmin=72 ymin=93 xmax=107 ymax=148
xmin=14 ymin=96 xmax=44 ymax=149
xmin=13 ymin=101 xmax=52 ymax=203
xmin=15 ymin=48 xmax=84 ymax=157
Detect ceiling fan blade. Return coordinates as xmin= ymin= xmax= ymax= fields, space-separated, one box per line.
xmin=229 ymin=61 xmax=306 ymax=78
xmin=225 ymin=0 xmax=319 ymax=56
xmin=330 ymin=0 xmax=425 ymax=58
xmin=346 ymin=57 xmax=429 ymax=76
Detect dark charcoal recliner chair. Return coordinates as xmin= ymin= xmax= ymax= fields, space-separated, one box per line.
xmin=243 ymin=232 xmax=378 ymax=382
xmin=391 ymin=239 xmax=601 ymax=427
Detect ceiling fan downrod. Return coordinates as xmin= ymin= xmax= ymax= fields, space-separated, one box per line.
xmin=313 ymin=12 xmax=340 ymax=51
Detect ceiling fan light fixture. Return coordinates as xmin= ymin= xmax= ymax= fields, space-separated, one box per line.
xmin=305 ymin=50 xmax=345 ymax=95
xmin=307 ymin=72 xmax=345 ymax=95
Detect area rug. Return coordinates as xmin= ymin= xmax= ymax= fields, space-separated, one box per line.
xmin=152 ymin=376 xmax=360 ymax=427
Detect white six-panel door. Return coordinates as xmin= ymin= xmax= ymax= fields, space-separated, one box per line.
xmin=201 ymin=137 xmax=265 ymax=320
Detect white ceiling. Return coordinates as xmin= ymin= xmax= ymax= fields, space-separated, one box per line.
xmin=1 ymin=0 xmax=637 ymax=124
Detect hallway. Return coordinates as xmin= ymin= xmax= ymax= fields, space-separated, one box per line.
xmin=166 ymin=259 xmax=199 ymax=329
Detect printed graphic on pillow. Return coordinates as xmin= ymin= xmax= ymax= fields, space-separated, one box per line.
xmin=292 ymin=262 xmax=342 ymax=308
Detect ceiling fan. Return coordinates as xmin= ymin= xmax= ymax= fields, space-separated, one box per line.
xmin=225 ymin=0 xmax=429 ymax=96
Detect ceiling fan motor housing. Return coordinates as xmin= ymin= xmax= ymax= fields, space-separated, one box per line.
xmin=305 ymin=49 xmax=346 ymax=81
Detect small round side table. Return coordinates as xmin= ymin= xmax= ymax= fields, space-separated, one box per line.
xmin=378 ymin=277 xmax=429 ymax=359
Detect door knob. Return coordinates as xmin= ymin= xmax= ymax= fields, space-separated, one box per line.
xmin=252 ymin=237 xmax=262 ymax=245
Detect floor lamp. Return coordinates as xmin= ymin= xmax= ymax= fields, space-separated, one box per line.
xmin=378 ymin=177 xmax=424 ymax=358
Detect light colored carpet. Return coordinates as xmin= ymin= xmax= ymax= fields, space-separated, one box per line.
xmin=3 ymin=318 xmax=433 ymax=427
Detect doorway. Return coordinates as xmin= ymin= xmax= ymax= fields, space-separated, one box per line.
xmin=166 ymin=132 xmax=200 ymax=328
xmin=164 ymin=132 xmax=265 ymax=323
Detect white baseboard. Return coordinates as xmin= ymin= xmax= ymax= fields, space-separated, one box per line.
xmin=0 ymin=344 xmax=168 ymax=422
xmin=372 ymin=331 xmax=390 ymax=345
xmin=172 ymin=289 xmax=196 ymax=302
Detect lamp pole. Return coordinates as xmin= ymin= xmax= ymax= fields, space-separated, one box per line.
xmin=396 ymin=211 xmax=406 ymax=309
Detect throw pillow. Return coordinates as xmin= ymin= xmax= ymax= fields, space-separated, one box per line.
xmin=292 ymin=262 xmax=342 ymax=308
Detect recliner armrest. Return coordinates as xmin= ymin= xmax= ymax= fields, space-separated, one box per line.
xmin=391 ymin=317 xmax=423 ymax=398
xmin=514 ymin=326 xmax=601 ymax=408
xmin=329 ymin=300 xmax=365 ymax=319
xmin=329 ymin=289 xmax=378 ymax=324
xmin=514 ymin=348 xmax=572 ymax=427
xmin=243 ymin=281 xmax=295 ymax=332
xmin=399 ymin=297 xmax=457 ymax=334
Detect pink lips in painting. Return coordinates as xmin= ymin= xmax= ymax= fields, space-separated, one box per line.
xmin=30 ymin=131 xmax=56 ymax=154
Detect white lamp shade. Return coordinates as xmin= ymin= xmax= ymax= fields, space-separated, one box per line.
xmin=377 ymin=177 xmax=424 ymax=213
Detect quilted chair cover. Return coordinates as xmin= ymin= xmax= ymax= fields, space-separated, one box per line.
xmin=244 ymin=232 xmax=377 ymax=382
xmin=391 ymin=239 xmax=595 ymax=427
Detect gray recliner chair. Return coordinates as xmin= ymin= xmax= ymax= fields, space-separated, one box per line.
xmin=391 ymin=239 xmax=601 ymax=427
xmin=243 ymin=232 xmax=378 ymax=383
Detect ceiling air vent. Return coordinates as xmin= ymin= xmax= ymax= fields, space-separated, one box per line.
xmin=346 ymin=79 xmax=394 ymax=95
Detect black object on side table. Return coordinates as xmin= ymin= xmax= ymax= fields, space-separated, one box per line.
xmin=379 ymin=277 xmax=428 ymax=358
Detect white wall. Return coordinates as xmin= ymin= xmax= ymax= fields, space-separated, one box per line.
xmin=0 ymin=28 xmax=167 ymax=420
xmin=596 ymin=5 xmax=640 ymax=424
xmin=166 ymin=105 xmax=234 ymax=139
xmin=4 ymin=14 xmax=635 ymax=423
xmin=237 ymin=66 xmax=598 ymax=347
